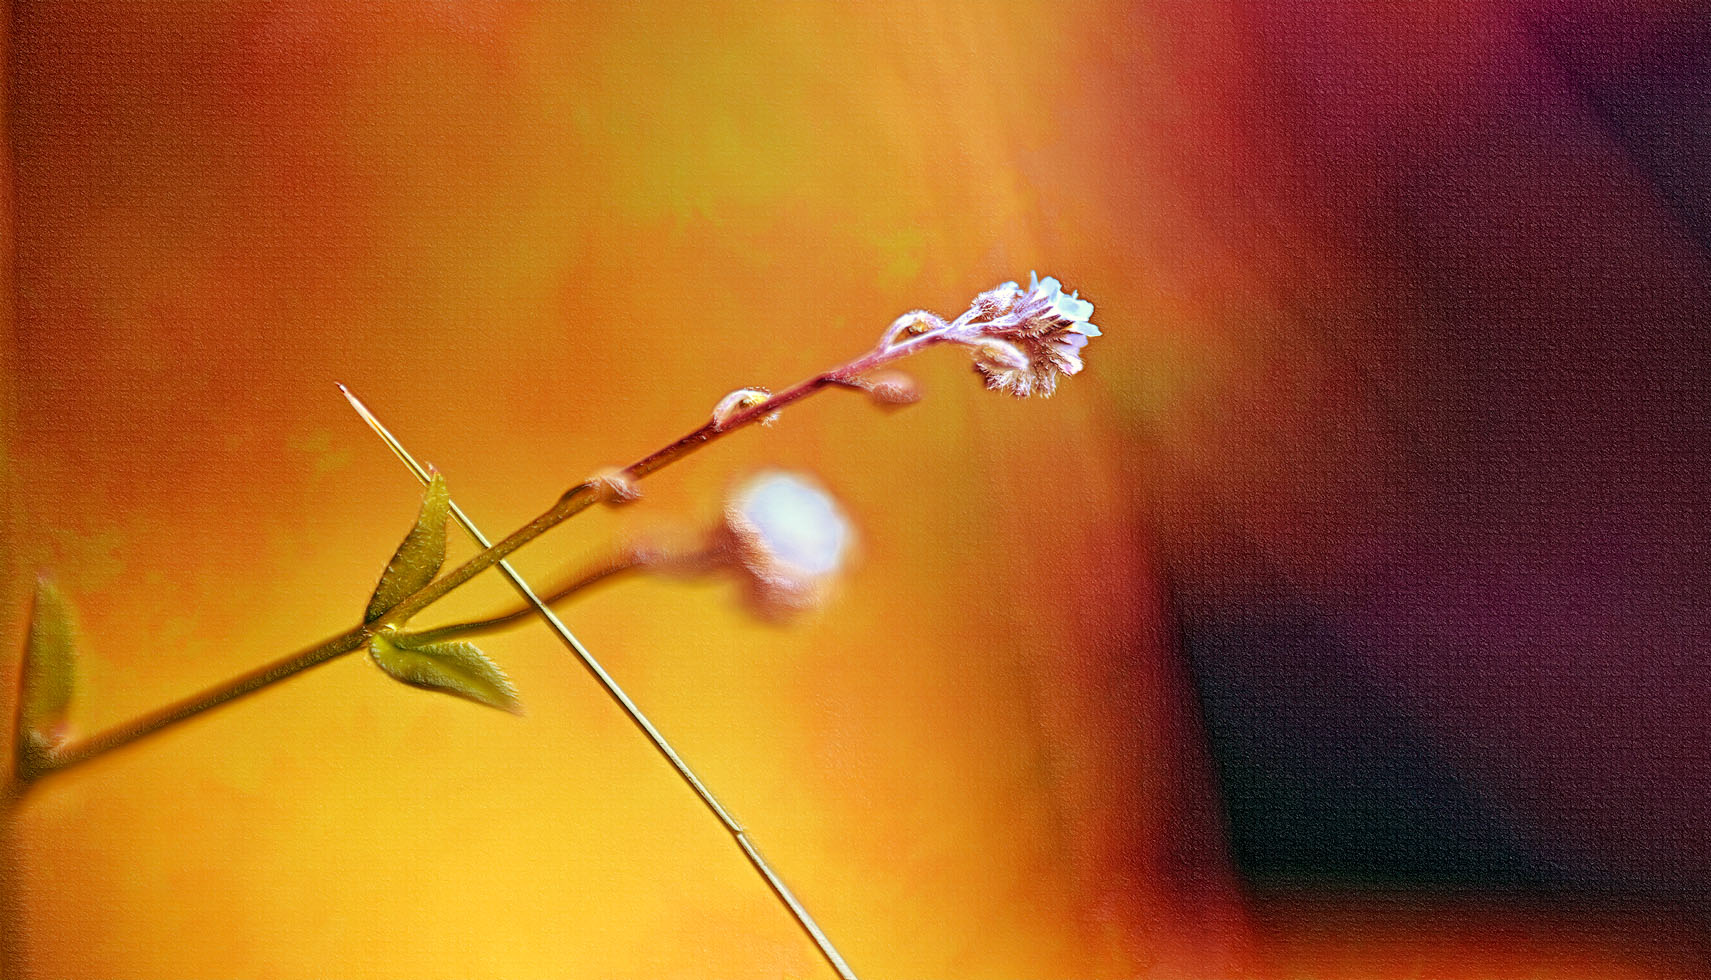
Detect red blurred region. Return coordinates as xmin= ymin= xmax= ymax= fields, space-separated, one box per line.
xmin=1100 ymin=1 xmax=1711 ymax=974
xmin=1251 ymin=892 xmax=1709 ymax=980
xmin=1181 ymin=0 xmax=1711 ymax=887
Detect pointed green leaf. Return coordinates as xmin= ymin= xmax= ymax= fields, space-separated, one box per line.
xmin=366 ymin=472 xmax=450 ymax=623
xmin=19 ymin=577 xmax=77 ymax=747
xmin=369 ymin=633 xmax=522 ymax=714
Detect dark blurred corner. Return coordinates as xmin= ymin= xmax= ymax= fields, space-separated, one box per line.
xmin=1175 ymin=591 xmax=1549 ymax=891
xmin=1142 ymin=0 xmax=1711 ymax=944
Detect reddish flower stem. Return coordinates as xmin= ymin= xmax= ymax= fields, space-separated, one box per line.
xmin=21 ymin=329 xmax=954 ymax=782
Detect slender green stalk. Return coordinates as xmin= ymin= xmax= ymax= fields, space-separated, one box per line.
xmin=40 ymin=628 xmax=369 ymax=776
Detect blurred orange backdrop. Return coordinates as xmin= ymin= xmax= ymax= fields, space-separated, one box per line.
xmin=5 ymin=3 xmax=1247 ymax=977
xmin=8 ymin=2 xmax=1708 ymax=979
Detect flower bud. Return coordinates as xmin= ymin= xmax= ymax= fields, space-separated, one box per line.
xmin=711 ymin=387 xmax=779 ymax=430
xmin=972 ymin=338 xmax=1030 ymax=372
xmin=879 ymin=310 xmax=946 ymax=347
xmin=718 ymin=470 xmax=855 ymax=620
xmin=865 ymin=370 xmax=921 ymax=408
xmin=587 ymin=468 xmax=642 ymax=506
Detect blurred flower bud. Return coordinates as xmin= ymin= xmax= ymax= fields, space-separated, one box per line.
xmin=711 ymin=387 xmax=780 ymax=430
xmin=864 ymin=370 xmax=921 ymax=409
xmin=718 ymin=469 xmax=855 ymax=620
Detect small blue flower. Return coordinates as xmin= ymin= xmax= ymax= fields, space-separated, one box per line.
xmin=961 ymin=273 xmax=1102 ymax=397
xmin=1030 ymin=271 xmax=1099 ymax=335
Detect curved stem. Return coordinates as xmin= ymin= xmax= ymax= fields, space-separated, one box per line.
xmin=381 ymin=330 xmax=943 ymax=627
xmin=21 ymin=329 xmax=952 ymax=783
xmin=405 ymin=548 xmax=647 ymax=644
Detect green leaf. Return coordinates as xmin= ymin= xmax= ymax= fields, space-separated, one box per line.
xmin=19 ymin=577 xmax=77 ymax=748
xmin=369 ymin=633 xmax=522 ymax=714
xmin=366 ymin=472 xmax=450 ymax=623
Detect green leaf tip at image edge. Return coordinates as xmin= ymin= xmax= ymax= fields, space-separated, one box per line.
xmin=369 ymin=632 xmax=522 ymax=715
xmin=19 ymin=576 xmax=77 ymax=750
xmin=366 ymin=471 xmax=450 ymax=623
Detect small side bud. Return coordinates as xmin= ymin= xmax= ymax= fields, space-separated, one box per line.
xmin=879 ymin=310 xmax=946 ymax=347
xmin=588 ymin=468 xmax=642 ymax=507
xmin=972 ymin=338 xmax=1029 ymax=371
xmin=711 ymin=387 xmax=779 ymax=430
xmin=865 ymin=371 xmax=921 ymax=408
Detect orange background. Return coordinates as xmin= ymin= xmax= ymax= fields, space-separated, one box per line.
xmin=5 ymin=4 xmax=1240 ymax=977
xmin=6 ymin=2 xmax=1707 ymax=978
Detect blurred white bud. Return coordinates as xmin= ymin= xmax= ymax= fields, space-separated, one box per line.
xmin=719 ymin=469 xmax=855 ymax=620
